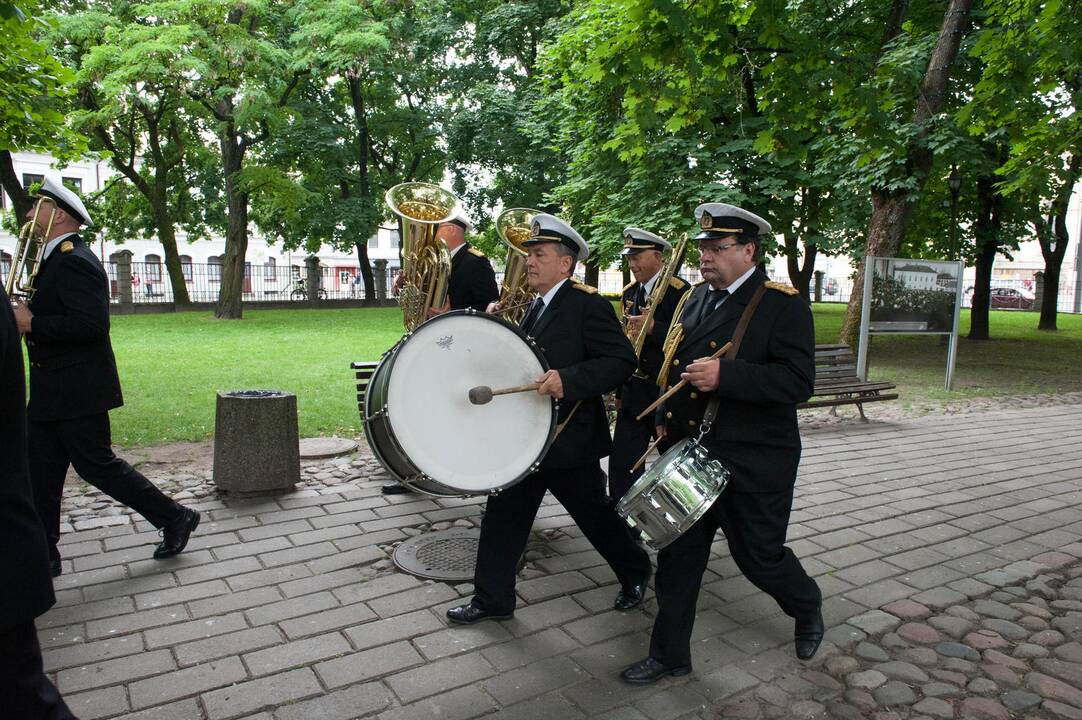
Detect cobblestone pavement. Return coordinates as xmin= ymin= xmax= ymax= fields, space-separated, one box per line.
xmin=40 ymin=402 xmax=1082 ymax=720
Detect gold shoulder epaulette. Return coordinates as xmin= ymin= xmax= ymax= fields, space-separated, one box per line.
xmin=622 ymin=281 xmax=635 ymax=293
xmin=693 ymin=280 xmax=708 ymax=288
xmin=60 ymin=240 xmax=74 ymax=253
xmin=764 ymin=280 xmax=798 ymax=296
xmin=669 ymin=277 xmax=688 ymax=289
xmin=572 ymin=282 xmax=598 ymax=294
xmin=467 ymin=247 xmax=485 ymax=257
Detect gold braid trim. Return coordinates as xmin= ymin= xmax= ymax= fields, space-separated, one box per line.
xmin=655 ymin=286 xmax=695 ymax=389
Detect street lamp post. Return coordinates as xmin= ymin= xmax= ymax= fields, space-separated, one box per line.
xmin=948 ymin=164 xmax=961 ymax=260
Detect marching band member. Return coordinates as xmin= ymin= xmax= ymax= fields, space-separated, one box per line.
xmin=621 ymin=202 xmax=822 ymax=684
xmin=608 ymin=228 xmax=690 ymax=501
xmin=13 ymin=177 xmax=200 ymax=575
xmin=447 ymin=214 xmax=651 ymax=624
xmin=1 ymin=283 xmax=79 ymax=719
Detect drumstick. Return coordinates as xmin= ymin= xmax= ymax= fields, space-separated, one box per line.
xmin=635 ymin=341 xmax=733 ymax=421
xmin=630 ymin=435 xmax=665 ymax=474
xmin=468 ymin=382 xmax=541 ymax=405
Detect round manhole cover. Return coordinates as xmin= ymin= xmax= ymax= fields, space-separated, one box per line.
xmin=393 ymin=528 xmax=479 ymax=582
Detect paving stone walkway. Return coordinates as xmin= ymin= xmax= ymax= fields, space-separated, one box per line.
xmin=40 ymin=402 xmax=1082 ymax=720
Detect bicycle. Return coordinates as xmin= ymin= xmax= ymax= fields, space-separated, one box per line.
xmin=289 ymin=278 xmax=327 ymax=300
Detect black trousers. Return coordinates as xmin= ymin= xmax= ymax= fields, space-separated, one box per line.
xmin=650 ymin=486 xmax=821 ymax=666
xmin=608 ymin=405 xmax=654 ymax=502
xmin=472 ymin=461 xmax=651 ymax=614
xmin=0 ymin=619 xmax=79 ymax=720
xmin=28 ymin=413 xmax=181 ymax=563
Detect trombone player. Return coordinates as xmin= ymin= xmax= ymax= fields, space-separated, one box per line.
xmin=608 ymin=228 xmax=690 ymax=502
xmin=12 ymin=177 xmax=200 ymax=574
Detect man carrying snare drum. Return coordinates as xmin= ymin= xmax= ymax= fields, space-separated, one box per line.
xmin=446 ymin=214 xmax=652 ymax=625
xmin=621 ymin=202 xmax=822 ymax=684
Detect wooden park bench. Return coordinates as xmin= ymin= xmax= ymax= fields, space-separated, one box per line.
xmin=350 ymin=361 xmax=381 ymax=419
xmin=797 ymin=343 xmax=898 ymax=420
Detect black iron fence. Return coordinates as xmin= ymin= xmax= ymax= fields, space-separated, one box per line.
xmin=78 ymin=260 xmax=1079 ymax=313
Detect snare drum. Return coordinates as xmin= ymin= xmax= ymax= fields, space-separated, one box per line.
xmin=615 ymin=438 xmax=730 ymax=550
xmin=364 ymin=310 xmax=557 ymax=497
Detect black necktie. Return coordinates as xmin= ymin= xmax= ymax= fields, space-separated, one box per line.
xmin=633 ymin=285 xmax=646 ymax=314
xmin=698 ymin=288 xmax=729 ymax=323
xmin=522 ymin=297 xmax=545 ymax=333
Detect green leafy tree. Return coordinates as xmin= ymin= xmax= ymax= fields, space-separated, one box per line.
xmin=0 ymin=0 xmax=82 ymax=220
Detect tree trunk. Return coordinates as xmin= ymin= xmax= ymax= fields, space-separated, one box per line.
xmin=1035 ymin=154 xmax=1079 ymax=331
xmin=0 ymin=151 xmax=32 ymax=220
xmin=968 ymin=173 xmax=1000 ymax=340
xmin=216 ymin=126 xmax=248 ymax=319
xmin=584 ymin=262 xmax=599 ymax=288
xmin=783 ymin=231 xmax=817 ymax=302
xmin=839 ymin=0 xmax=973 ymax=346
xmin=355 ymin=240 xmax=375 ymax=299
xmin=150 ymin=188 xmax=192 ymax=307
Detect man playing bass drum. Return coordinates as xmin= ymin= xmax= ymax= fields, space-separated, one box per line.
xmin=608 ymin=228 xmax=690 ymax=502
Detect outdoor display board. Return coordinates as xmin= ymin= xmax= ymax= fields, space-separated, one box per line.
xmin=857 ymin=256 xmax=965 ymax=390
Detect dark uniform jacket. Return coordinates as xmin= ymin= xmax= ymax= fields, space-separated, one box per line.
xmin=0 ymin=286 xmax=56 ymax=629
xmin=448 ymin=243 xmax=499 ymax=312
xmin=662 ymin=270 xmax=814 ymax=493
xmin=619 ymin=274 xmax=690 ymax=417
xmin=25 ymin=235 xmax=124 ymax=422
xmin=528 ymin=280 xmax=636 ymax=470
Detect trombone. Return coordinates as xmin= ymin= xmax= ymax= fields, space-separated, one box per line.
xmin=4 ymin=196 xmax=58 ymax=300
xmin=626 ymin=233 xmax=688 ymax=378
xmin=492 ymin=207 xmax=539 ymax=324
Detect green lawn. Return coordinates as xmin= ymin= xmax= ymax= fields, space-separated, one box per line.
xmin=34 ymin=305 xmax=1081 ymax=447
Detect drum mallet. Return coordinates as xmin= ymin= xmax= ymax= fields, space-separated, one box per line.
xmin=635 ymin=341 xmax=732 ymax=421
xmin=468 ymin=382 xmax=541 ymax=405
xmin=630 ymin=435 xmax=666 ymax=474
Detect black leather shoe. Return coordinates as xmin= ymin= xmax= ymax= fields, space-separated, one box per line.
xmin=154 ymin=508 xmax=201 ymax=559
xmin=446 ymin=603 xmax=513 ymax=625
xmin=381 ymin=483 xmax=411 ymax=495
xmin=794 ymin=605 xmax=825 ymax=660
xmin=50 ymin=559 xmax=62 ymax=578
xmin=614 ymin=569 xmax=651 ymax=611
xmin=620 ymin=656 xmax=692 ymax=684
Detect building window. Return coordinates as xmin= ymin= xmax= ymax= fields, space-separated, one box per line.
xmin=180 ymin=255 xmax=192 ymax=282
xmin=62 ymin=177 xmax=82 ymax=193
xmin=21 ymin=173 xmax=44 ymax=191
xmin=291 ymin=264 xmax=301 ymax=280
xmin=264 ymin=256 xmax=276 ymax=281
xmin=208 ymin=256 xmax=222 ymax=282
xmin=1 ymin=251 xmax=11 ymax=282
xmin=145 ymin=254 xmax=162 ymax=281
xmin=368 ymin=233 xmax=378 ymax=249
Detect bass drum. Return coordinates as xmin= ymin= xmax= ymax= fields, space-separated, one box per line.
xmin=364 ymin=310 xmax=557 ymax=497
xmin=615 ymin=438 xmax=730 ymax=550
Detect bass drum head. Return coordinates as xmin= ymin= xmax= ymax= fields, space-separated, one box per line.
xmin=386 ymin=311 xmax=555 ymax=494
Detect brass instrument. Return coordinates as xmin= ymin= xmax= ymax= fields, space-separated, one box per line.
xmin=386 ymin=183 xmax=459 ymax=331
xmin=4 ymin=196 xmax=58 ymax=300
xmin=493 ymin=207 xmax=539 ymax=324
xmin=627 ymin=233 xmax=688 ymax=378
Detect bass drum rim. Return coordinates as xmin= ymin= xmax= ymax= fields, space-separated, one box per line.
xmin=363 ymin=309 xmax=558 ymax=497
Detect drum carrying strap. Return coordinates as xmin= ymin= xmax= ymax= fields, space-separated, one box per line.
xmin=698 ymin=283 xmax=767 ymax=439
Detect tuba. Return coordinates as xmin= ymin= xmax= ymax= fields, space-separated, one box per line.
xmin=386 ymin=182 xmax=459 ymax=331
xmin=4 ymin=196 xmax=58 ymax=300
xmin=493 ymin=208 xmax=538 ymax=324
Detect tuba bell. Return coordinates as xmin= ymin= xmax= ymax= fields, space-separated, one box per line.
xmin=386 ymin=182 xmax=459 ymax=331
xmin=4 ymin=196 xmax=58 ymax=300
xmin=493 ymin=207 xmax=539 ymax=324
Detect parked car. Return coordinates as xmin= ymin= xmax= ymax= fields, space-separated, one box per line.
xmin=824 ymin=279 xmax=839 ymax=295
xmin=989 ymin=287 xmax=1035 ymax=310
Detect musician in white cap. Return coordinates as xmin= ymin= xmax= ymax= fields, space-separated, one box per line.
xmin=609 ymin=227 xmax=690 ymax=501
xmin=447 ymin=213 xmax=652 ymax=625
xmin=621 ymin=201 xmax=822 ymax=684
xmin=13 ymin=177 xmax=200 ymax=575
xmin=382 ymin=205 xmax=499 ymax=495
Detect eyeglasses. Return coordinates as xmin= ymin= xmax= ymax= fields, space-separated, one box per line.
xmin=699 ymin=242 xmax=741 ymax=255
